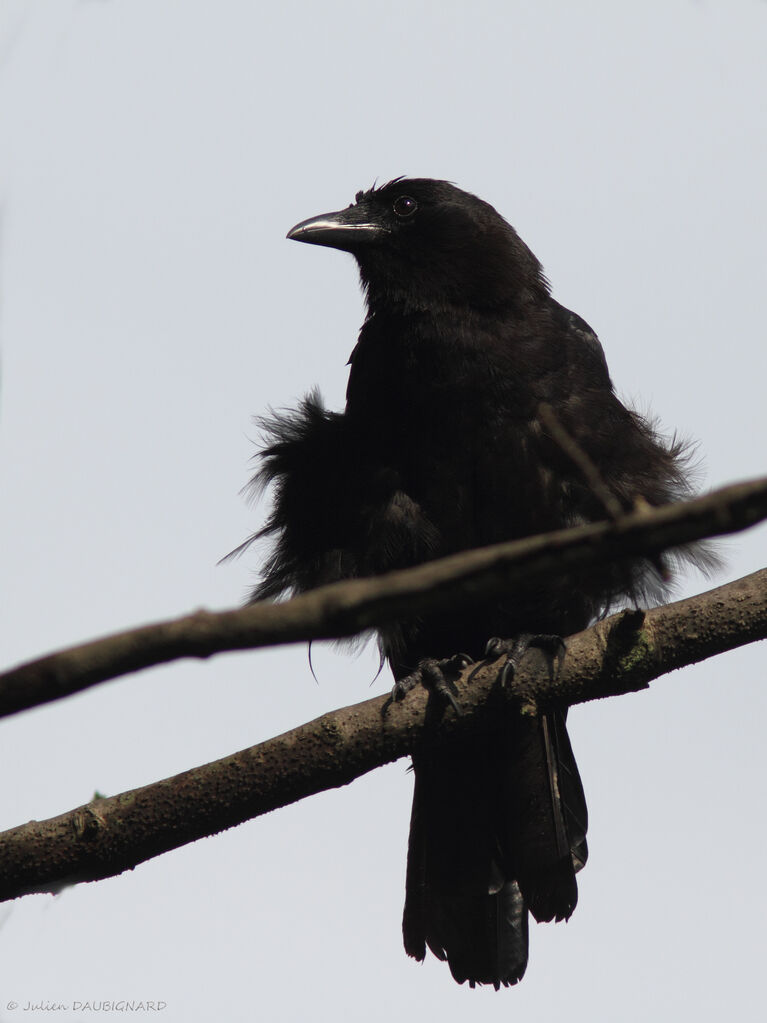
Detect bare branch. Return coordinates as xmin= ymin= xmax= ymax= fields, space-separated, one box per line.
xmin=1 ymin=476 xmax=766 ymax=720
xmin=0 ymin=568 xmax=765 ymax=904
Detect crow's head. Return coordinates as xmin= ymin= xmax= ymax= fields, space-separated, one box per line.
xmin=287 ymin=178 xmax=549 ymax=313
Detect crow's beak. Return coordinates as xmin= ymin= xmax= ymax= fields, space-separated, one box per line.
xmin=287 ymin=206 xmax=388 ymax=251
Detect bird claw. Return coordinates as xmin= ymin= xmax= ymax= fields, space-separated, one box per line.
xmin=479 ymin=633 xmax=566 ymax=687
xmin=389 ymin=652 xmax=474 ymax=715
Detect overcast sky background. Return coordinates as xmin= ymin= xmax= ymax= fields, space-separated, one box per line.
xmin=1 ymin=2 xmax=766 ymax=1021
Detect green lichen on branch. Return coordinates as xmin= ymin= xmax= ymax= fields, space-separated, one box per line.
xmin=615 ymin=628 xmax=655 ymax=677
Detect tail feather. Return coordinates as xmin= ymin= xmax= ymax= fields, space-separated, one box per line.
xmin=426 ymin=882 xmax=529 ymax=988
xmin=550 ymin=709 xmax=589 ymax=874
xmin=403 ymin=737 xmax=529 ymax=987
xmin=403 ymin=709 xmax=587 ymax=985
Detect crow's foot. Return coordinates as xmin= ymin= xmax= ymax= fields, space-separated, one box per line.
xmin=475 ymin=633 xmax=566 ymax=687
xmin=389 ymin=652 xmax=474 ymax=715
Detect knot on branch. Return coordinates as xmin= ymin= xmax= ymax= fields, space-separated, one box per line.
xmin=597 ymin=608 xmax=654 ymax=697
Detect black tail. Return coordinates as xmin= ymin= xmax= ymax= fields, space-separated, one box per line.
xmin=402 ymin=709 xmax=587 ymax=988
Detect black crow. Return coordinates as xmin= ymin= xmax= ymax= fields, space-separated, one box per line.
xmin=237 ymin=178 xmax=712 ymax=987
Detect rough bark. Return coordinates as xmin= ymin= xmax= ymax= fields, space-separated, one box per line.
xmin=0 ymin=568 xmax=765 ymax=904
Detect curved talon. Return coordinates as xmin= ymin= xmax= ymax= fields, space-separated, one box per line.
xmin=484 ymin=636 xmax=515 ymax=660
xmin=448 ymin=652 xmax=474 ymax=671
xmin=391 ymin=674 xmax=418 ymax=702
xmin=421 ymin=660 xmax=463 ymax=716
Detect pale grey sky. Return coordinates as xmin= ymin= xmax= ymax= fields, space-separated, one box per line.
xmin=1 ymin=2 xmax=766 ymax=1021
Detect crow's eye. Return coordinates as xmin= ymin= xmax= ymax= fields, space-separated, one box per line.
xmin=393 ymin=195 xmax=417 ymax=218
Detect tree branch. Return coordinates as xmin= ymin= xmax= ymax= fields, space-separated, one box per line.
xmin=0 ymin=567 xmax=765 ymax=903
xmin=1 ymin=475 xmax=767 ymax=719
